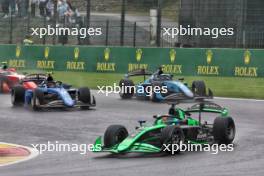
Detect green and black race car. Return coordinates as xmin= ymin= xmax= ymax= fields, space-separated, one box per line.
xmin=93 ymin=92 xmax=236 ymax=154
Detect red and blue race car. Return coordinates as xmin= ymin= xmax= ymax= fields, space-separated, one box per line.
xmin=11 ymin=73 xmax=96 ymax=111
xmin=0 ymin=63 xmax=25 ymax=93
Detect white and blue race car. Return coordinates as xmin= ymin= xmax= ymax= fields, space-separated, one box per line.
xmin=119 ymin=68 xmax=208 ymax=102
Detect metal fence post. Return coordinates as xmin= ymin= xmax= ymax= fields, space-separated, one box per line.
xmin=133 ymin=22 xmax=137 ymax=47
xmin=9 ymin=14 xmax=13 ymax=44
xmin=43 ymin=17 xmax=46 ymax=45
xmin=120 ymin=0 xmax=126 ymax=46
xmin=85 ymin=0 xmax=91 ymax=45
xmin=53 ymin=0 xmax=58 ymax=45
xmin=27 ymin=12 xmax=31 ymax=35
xmin=105 ymin=20 xmax=109 ymax=46
xmin=242 ymin=0 xmax=247 ymax=48
xmin=156 ymin=0 xmax=162 ymax=47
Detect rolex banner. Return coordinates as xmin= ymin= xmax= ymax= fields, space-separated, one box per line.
xmin=0 ymin=44 xmax=262 ymax=77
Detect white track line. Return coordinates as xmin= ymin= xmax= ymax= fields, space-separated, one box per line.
xmin=0 ymin=142 xmax=39 ymax=167
xmin=215 ymin=97 xmax=264 ymax=102
xmin=91 ymin=90 xmax=264 ymax=102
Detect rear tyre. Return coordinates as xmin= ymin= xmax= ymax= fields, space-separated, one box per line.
xmin=213 ymin=117 xmax=236 ymax=144
xmin=104 ymin=125 xmax=128 ymax=148
xmin=31 ymin=88 xmax=44 ymax=111
xmin=161 ymin=126 xmax=184 ymax=154
xmin=11 ymin=86 xmax=25 ymax=106
xmin=119 ymin=79 xmax=134 ymax=99
xmin=191 ymin=80 xmax=206 ymax=96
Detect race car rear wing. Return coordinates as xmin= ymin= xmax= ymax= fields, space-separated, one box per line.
xmin=164 ymin=89 xmax=228 ymax=123
xmin=124 ymin=69 xmax=153 ymax=80
xmin=22 ymin=73 xmax=47 ymax=83
xmin=164 ymin=88 xmax=213 ymax=105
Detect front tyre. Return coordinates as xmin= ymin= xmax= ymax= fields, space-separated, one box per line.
xmin=31 ymin=88 xmax=44 ymax=111
xmin=78 ymin=87 xmax=91 ymax=103
xmin=78 ymin=87 xmax=94 ymax=110
xmin=104 ymin=125 xmax=128 ymax=148
xmin=213 ymin=117 xmax=236 ymax=144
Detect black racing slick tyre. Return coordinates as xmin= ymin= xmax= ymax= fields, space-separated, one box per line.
xmin=104 ymin=125 xmax=128 ymax=148
xmin=191 ymin=80 xmax=206 ymax=96
xmin=78 ymin=87 xmax=92 ymax=110
xmin=11 ymin=86 xmax=25 ymax=106
xmin=119 ymin=79 xmax=135 ymax=99
xmin=213 ymin=117 xmax=236 ymax=144
xmin=78 ymin=87 xmax=91 ymax=103
xmin=31 ymin=88 xmax=44 ymax=111
xmin=161 ymin=126 xmax=185 ymax=154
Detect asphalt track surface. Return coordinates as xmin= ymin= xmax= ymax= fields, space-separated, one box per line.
xmin=0 ymin=92 xmax=264 ymax=176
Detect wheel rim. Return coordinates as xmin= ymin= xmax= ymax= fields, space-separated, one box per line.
xmin=171 ymin=130 xmax=181 ymax=144
xmin=11 ymin=91 xmax=15 ymax=104
xmin=115 ymin=130 xmax=126 ymax=143
xmin=227 ymin=125 xmax=235 ymax=140
xmin=31 ymin=97 xmax=34 ymax=107
xmin=31 ymin=97 xmax=40 ymax=107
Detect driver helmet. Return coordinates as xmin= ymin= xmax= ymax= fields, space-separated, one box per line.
xmin=158 ymin=66 xmax=164 ymax=75
xmin=46 ymin=72 xmax=54 ymax=82
xmin=1 ymin=62 xmax=8 ymax=70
